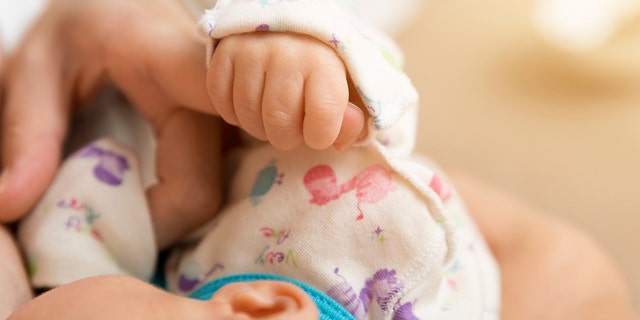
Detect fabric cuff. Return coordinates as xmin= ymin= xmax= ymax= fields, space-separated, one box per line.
xmin=199 ymin=0 xmax=419 ymax=131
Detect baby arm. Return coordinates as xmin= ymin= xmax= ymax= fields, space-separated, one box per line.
xmin=200 ymin=0 xmax=418 ymax=153
xmin=208 ymin=32 xmax=366 ymax=151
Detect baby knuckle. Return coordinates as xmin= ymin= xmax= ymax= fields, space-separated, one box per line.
xmin=234 ymin=102 xmax=260 ymax=122
xmin=274 ymin=89 xmax=301 ymax=111
xmin=206 ymin=83 xmax=227 ymax=105
xmin=308 ymin=100 xmax=342 ymax=120
xmin=264 ymin=108 xmax=296 ymax=130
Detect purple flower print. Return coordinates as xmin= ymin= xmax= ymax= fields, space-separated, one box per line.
xmin=327 ymin=268 xmax=419 ymax=319
xmin=77 ymin=144 xmax=130 ymax=186
xmin=365 ymin=269 xmax=404 ymax=312
xmin=256 ymin=24 xmax=270 ymax=31
xmin=178 ymin=262 xmax=224 ymax=293
xmin=327 ymin=268 xmax=368 ymax=319
xmin=393 ymin=302 xmax=419 ymax=320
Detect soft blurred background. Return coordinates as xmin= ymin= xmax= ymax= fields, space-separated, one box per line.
xmin=395 ymin=0 xmax=640 ymax=306
xmin=2 ymin=0 xmax=639 ymax=307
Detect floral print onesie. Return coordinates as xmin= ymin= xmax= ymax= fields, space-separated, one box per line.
xmin=18 ymin=0 xmax=500 ymax=319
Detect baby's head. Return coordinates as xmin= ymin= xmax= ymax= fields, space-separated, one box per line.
xmin=10 ymin=275 xmax=319 ymax=320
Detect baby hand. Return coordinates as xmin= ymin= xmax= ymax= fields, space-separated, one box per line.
xmin=207 ymin=32 xmax=365 ymax=151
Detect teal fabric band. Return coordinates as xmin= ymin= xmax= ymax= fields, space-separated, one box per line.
xmin=190 ymin=273 xmax=356 ymax=320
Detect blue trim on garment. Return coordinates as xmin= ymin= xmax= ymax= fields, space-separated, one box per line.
xmin=190 ymin=273 xmax=356 ymax=320
xmin=150 ymin=250 xmax=171 ymax=289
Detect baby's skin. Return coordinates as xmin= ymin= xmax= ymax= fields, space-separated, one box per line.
xmin=208 ymin=32 xmax=366 ymax=151
xmin=0 ymin=0 xmax=366 ymax=250
xmin=9 ymin=275 xmax=319 ymax=320
xmin=151 ymin=31 xmax=367 ymax=248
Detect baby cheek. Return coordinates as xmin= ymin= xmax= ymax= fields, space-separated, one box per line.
xmin=179 ymin=296 xmax=234 ymax=320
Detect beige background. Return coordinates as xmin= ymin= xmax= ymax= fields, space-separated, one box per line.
xmin=1 ymin=0 xmax=637 ymax=308
xmin=397 ymin=0 xmax=640 ymax=306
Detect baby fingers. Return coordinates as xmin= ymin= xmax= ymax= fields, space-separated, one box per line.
xmin=261 ymin=66 xmax=305 ymax=150
xmin=303 ymin=61 xmax=349 ymax=150
xmin=209 ymin=33 xmax=354 ymax=151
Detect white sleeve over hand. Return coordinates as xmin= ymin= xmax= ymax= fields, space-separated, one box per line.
xmin=199 ymin=0 xmax=419 ymax=133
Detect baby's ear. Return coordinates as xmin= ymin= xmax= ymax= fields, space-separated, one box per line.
xmin=209 ymin=280 xmax=319 ymax=319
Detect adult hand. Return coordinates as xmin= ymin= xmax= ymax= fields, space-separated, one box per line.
xmin=1 ymin=0 xmax=221 ymax=248
xmin=1 ymin=42 xmax=33 ymax=319
xmin=0 ymin=40 xmax=3 ymax=103
xmin=451 ymin=174 xmax=637 ymax=320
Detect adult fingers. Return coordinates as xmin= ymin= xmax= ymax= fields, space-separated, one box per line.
xmin=0 ymin=37 xmax=71 ymax=222
xmin=147 ymin=109 xmax=222 ymax=249
xmin=140 ymin=27 xmax=213 ymax=116
xmin=104 ymin=2 xmax=213 ymax=119
xmin=303 ymin=57 xmax=349 ymax=150
xmin=0 ymin=44 xmax=3 ymax=103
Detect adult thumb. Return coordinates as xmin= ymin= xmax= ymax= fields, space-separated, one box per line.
xmin=0 ymin=44 xmax=71 ymax=222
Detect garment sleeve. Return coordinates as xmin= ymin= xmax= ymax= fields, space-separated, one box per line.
xmin=17 ymin=138 xmax=157 ymax=289
xmin=199 ymin=0 xmax=419 ymax=132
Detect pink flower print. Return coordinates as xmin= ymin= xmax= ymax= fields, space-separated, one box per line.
xmin=303 ymin=164 xmax=396 ymax=220
xmin=304 ymin=165 xmax=342 ymax=205
xmin=428 ymin=174 xmax=452 ymax=202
